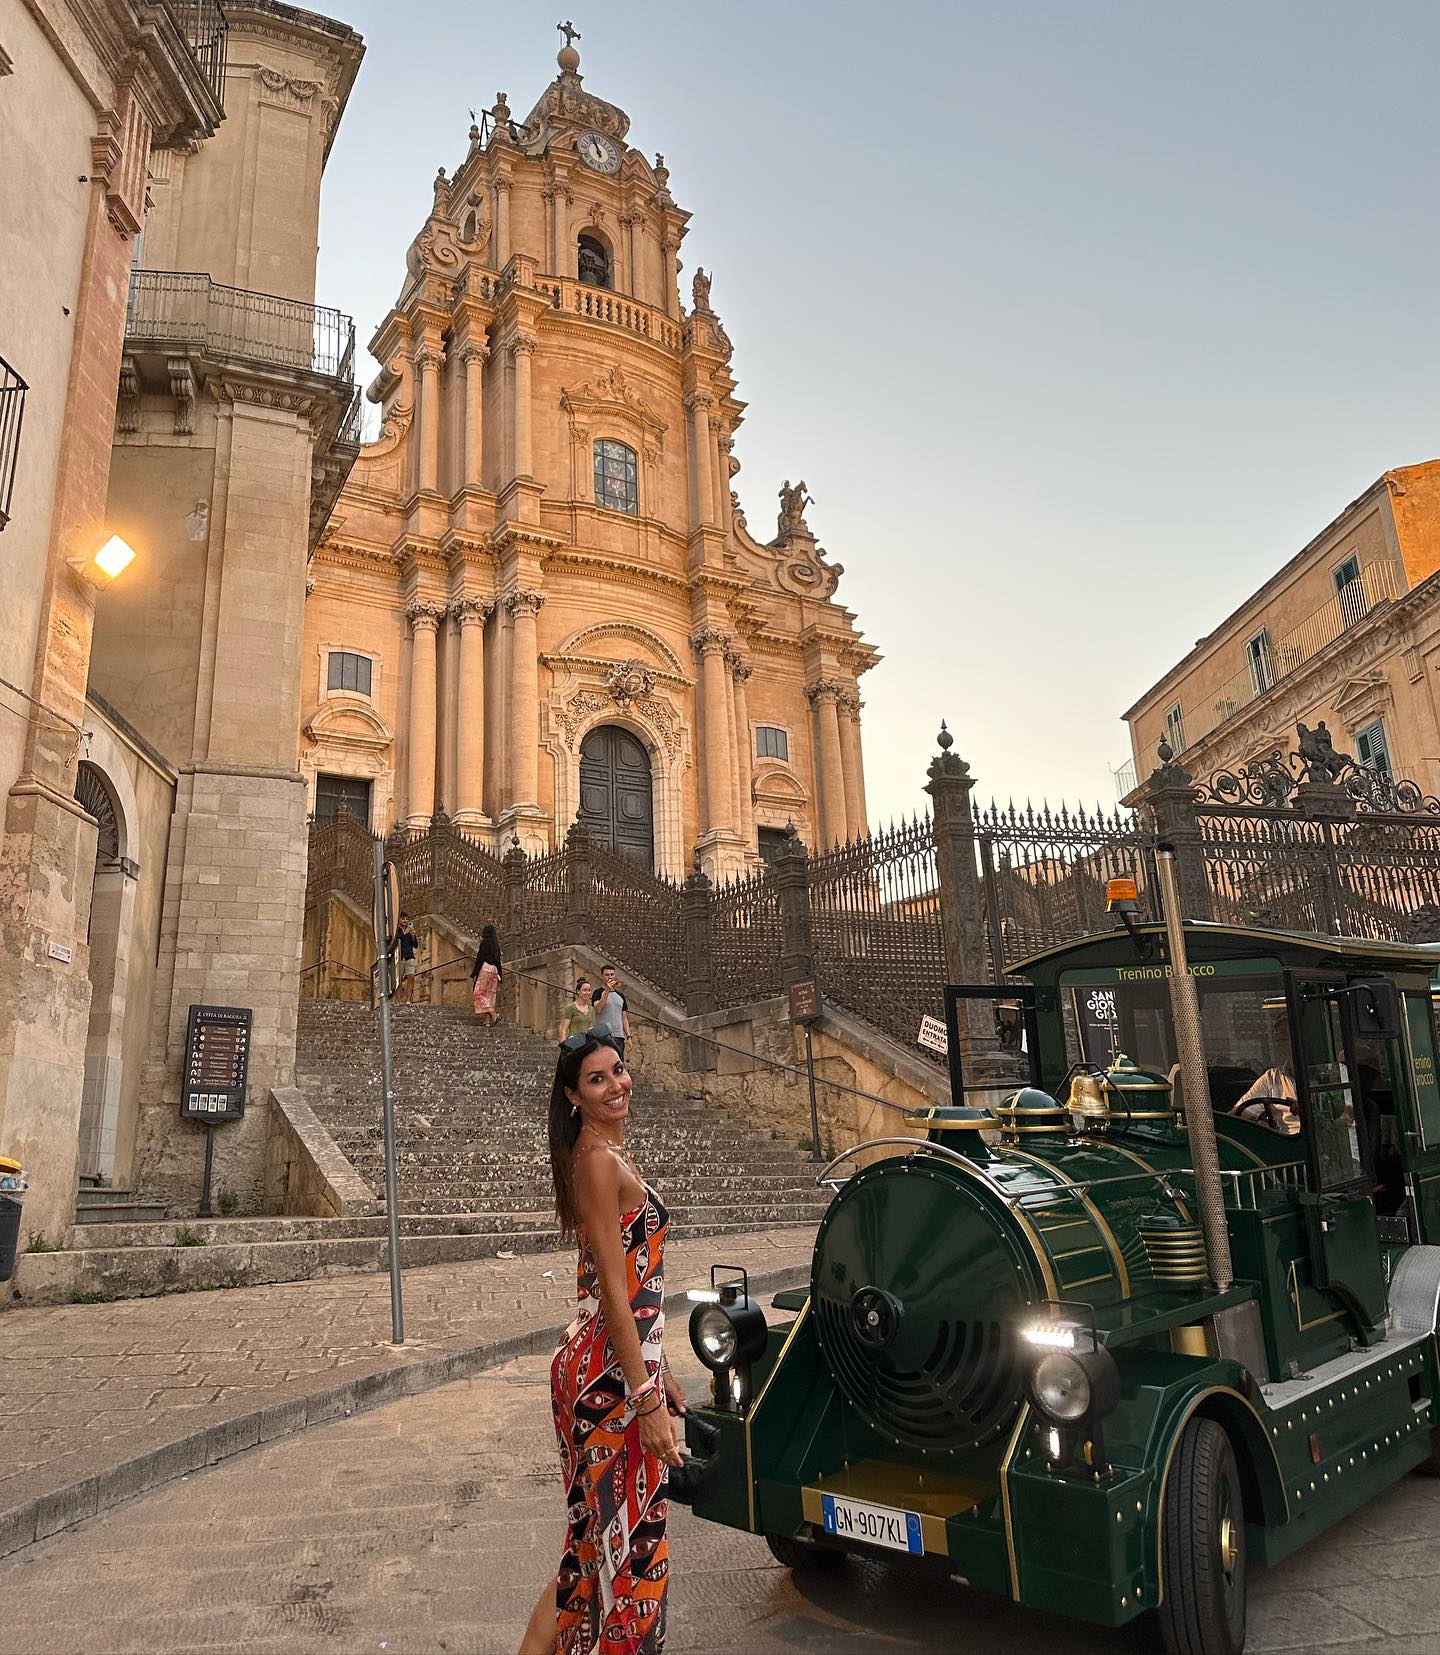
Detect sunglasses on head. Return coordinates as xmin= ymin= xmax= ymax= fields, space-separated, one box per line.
xmin=561 ymin=1032 xmax=618 ymax=1052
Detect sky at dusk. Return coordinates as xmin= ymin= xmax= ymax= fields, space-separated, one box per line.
xmin=315 ymin=0 xmax=1440 ymax=828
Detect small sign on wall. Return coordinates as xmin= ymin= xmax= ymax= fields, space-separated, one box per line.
xmin=789 ymin=979 xmax=820 ymax=1025
xmin=47 ymin=942 xmax=73 ymax=964
xmin=180 ymin=1005 xmax=252 ymax=1122
xmin=917 ymin=1015 xmax=949 ymax=1055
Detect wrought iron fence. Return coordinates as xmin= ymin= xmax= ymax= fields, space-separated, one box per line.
xmin=975 ymin=799 xmax=1151 ymax=971
xmin=585 ymin=843 xmax=688 ymax=1002
xmin=520 ymin=841 xmax=571 ymax=953
xmin=0 ymin=355 xmax=27 ymax=531
xmin=711 ymin=864 xmax=783 ymax=1007
xmin=126 ymin=270 xmax=356 ymax=381
xmin=809 ymin=815 xmax=946 ymax=1052
xmin=434 ymin=824 xmax=504 ymax=940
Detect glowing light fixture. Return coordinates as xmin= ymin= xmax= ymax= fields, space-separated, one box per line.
xmin=93 ymin=534 xmax=136 ymax=579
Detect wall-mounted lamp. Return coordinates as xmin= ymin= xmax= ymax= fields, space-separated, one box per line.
xmin=68 ymin=533 xmax=137 ymax=587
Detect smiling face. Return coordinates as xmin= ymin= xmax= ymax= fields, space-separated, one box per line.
xmin=566 ymin=1043 xmax=631 ymax=1132
xmin=576 ymin=980 xmax=592 ymax=1006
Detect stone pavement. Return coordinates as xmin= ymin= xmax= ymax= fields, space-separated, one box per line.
xmin=4 ymin=1342 xmax=1438 ymax=1654
xmin=0 ymin=1226 xmax=813 ymax=1561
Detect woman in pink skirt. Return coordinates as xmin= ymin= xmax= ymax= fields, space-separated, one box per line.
xmin=470 ymin=924 xmax=502 ymax=1024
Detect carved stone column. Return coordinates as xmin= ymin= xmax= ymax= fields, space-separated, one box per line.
xmin=730 ymin=652 xmax=756 ymax=852
xmin=453 ymin=597 xmax=492 ymax=822
xmin=405 ymin=602 xmax=444 ymax=824
xmin=838 ymin=688 xmax=866 ymax=839
xmin=460 ymin=343 xmax=488 ymax=490
xmin=493 ymin=176 xmax=512 ymax=267
xmin=692 ymin=627 xmax=735 ymax=835
xmin=415 ymin=345 xmax=443 ymax=496
xmin=684 ymin=390 xmax=715 ymax=529
xmin=507 ymin=588 xmax=545 ymax=809
xmin=807 ymin=678 xmax=849 ymax=848
xmin=510 ymin=331 xmax=537 ymax=482
xmin=661 ymin=233 xmax=679 ymax=318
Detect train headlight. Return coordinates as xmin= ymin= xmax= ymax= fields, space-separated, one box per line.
xmin=1032 ymin=1352 xmax=1092 ymax=1423
xmin=1021 ymin=1308 xmax=1122 ymax=1470
xmin=688 ymin=1268 xmax=767 ymax=1408
xmin=692 ymin=1305 xmax=740 ymax=1368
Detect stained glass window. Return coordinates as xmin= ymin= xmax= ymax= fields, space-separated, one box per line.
xmin=594 ymin=439 xmax=638 ymax=515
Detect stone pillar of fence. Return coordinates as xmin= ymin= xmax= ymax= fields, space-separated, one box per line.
xmin=682 ymin=855 xmax=715 ymax=1015
xmin=924 ymin=726 xmax=1003 ymax=1064
xmin=503 ymin=834 xmax=527 ymax=960
xmin=564 ymin=820 xmax=593 ymax=946
xmin=428 ymin=806 xmax=451 ymax=920
xmin=1138 ymin=741 xmax=1211 ymax=922
xmin=770 ymin=823 xmax=815 ymax=989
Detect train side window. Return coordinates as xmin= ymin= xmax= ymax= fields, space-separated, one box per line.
xmin=1289 ymin=981 xmax=1369 ymax=1191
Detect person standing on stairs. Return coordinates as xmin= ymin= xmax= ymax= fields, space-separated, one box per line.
xmin=393 ymin=913 xmax=419 ymax=1004
xmin=558 ymin=977 xmax=596 ymax=1043
xmin=519 ymin=1032 xmax=684 ymax=1655
xmin=470 ymin=924 xmax=503 ymax=1025
xmin=591 ymin=965 xmax=631 ymax=1063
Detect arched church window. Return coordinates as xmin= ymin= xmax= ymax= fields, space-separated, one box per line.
xmin=577 ymin=232 xmax=611 ymax=289
xmin=594 ymin=440 xmax=638 ymax=515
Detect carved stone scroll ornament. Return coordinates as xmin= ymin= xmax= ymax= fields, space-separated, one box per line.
xmin=451 ymin=596 xmax=494 ymax=626
xmin=506 ymin=588 xmax=545 ymax=619
xmin=509 ymin=331 xmax=539 ymax=359
xmin=805 ymin=677 xmax=845 ymax=707
xmin=689 ymin=626 xmax=732 ymax=660
xmin=405 ymin=600 xmax=447 ymax=632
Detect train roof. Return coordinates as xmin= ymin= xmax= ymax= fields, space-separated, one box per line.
xmin=1009 ymin=921 xmax=1440 ymax=979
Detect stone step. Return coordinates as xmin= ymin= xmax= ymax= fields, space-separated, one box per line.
xmin=16 ymin=1217 xmax=819 ymax=1307
xmin=66 ymin=1202 xmax=829 ymax=1248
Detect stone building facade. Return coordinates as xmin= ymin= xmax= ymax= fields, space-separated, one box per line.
xmin=0 ymin=0 xmax=363 ymax=1241
xmin=0 ymin=0 xmax=228 ymax=1242
xmin=304 ymin=35 xmax=878 ymax=879
xmin=1121 ymin=459 xmax=1440 ymax=799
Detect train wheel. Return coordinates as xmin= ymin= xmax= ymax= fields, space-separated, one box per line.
xmin=765 ymin=1531 xmax=843 ymax=1572
xmin=1157 ymin=1417 xmax=1247 ymax=1655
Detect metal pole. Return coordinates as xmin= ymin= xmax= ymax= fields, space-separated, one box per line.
xmin=373 ymin=836 xmax=405 ymax=1345
xmin=197 ymin=1125 xmax=215 ymax=1219
xmin=1155 ymin=848 xmax=1233 ymax=1291
xmin=805 ymin=1025 xmax=821 ymax=1160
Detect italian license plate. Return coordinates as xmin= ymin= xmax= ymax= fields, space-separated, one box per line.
xmin=819 ymin=1492 xmax=924 ymax=1555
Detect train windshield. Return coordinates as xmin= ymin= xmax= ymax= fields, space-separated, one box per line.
xmin=1062 ymin=966 xmax=1293 ymax=1115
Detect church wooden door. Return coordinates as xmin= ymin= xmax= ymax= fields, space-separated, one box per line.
xmin=578 ymin=725 xmax=654 ymax=870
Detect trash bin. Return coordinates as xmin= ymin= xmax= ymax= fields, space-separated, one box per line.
xmin=0 ymin=1156 xmax=26 ymax=1283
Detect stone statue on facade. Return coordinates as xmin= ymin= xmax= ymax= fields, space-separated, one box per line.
xmin=777 ymin=479 xmax=814 ymax=540
xmin=691 ymin=266 xmax=712 ymax=313
xmin=1295 ymin=720 xmax=1353 ymax=786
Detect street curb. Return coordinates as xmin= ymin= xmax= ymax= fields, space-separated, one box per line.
xmin=0 ymin=1264 xmax=806 ymax=1563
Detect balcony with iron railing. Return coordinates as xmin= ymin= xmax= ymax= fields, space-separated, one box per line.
xmin=172 ymin=0 xmax=228 ymax=111
xmin=1130 ymin=559 xmax=1405 ymax=782
xmin=0 ymin=356 xmax=27 ymax=532
xmin=126 ymin=270 xmax=355 ymax=384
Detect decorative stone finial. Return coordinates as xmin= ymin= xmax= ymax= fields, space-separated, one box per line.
xmin=557 ymin=19 xmax=581 ymax=73
xmin=1157 ymin=736 xmax=1173 ymax=765
xmin=937 ymin=721 xmax=953 ymax=753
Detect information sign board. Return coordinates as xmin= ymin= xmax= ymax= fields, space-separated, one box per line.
xmin=181 ymin=1004 xmax=252 ymax=1121
xmin=789 ymin=979 xmax=820 ymax=1025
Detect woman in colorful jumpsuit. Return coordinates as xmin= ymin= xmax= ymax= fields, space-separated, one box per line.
xmin=519 ymin=1032 xmax=685 ymax=1654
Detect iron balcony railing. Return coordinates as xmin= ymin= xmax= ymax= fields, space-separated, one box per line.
xmin=126 ymin=269 xmax=356 ymax=384
xmin=1147 ymin=559 xmax=1404 ymax=766
xmin=173 ymin=0 xmax=229 ymax=111
xmin=0 ymin=355 xmax=28 ymax=531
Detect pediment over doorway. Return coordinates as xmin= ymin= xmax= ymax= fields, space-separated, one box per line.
xmin=546 ymin=621 xmax=689 ymax=684
xmin=303 ymin=699 xmax=393 ymax=752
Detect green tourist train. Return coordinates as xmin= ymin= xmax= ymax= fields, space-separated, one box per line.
xmin=672 ymin=912 xmax=1440 ymax=1654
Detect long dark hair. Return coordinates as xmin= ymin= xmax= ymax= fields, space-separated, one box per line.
xmin=474 ymin=923 xmax=502 ymax=972
xmin=549 ymin=1034 xmax=620 ymax=1241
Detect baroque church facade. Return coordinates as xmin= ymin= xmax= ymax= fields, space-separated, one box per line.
xmin=304 ymin=32 xmax=878 ymax=878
